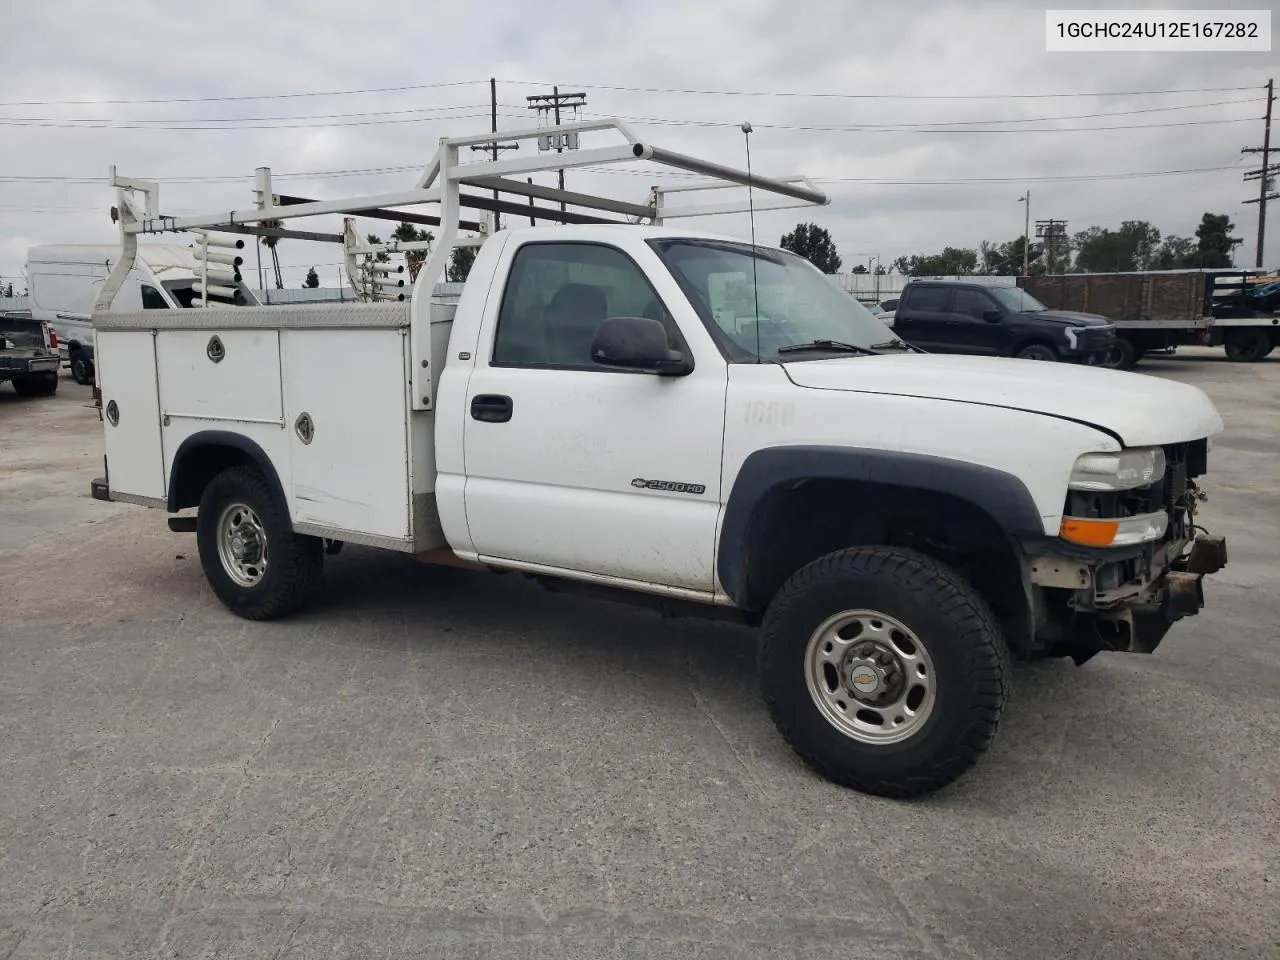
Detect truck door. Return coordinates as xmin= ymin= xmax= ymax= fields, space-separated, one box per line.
xmin=460 ymin=239 xmax=727 ymax=592
xmin=893 ymin=285 xmax=952 ymax=351
xmin=945 ymin=288 xmax=1008 ymax=355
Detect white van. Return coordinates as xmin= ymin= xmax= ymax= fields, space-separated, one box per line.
xmin=25 ymin=243 xmax=261 ymax=383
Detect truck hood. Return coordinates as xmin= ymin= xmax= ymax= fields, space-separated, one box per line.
xmin=1034 ymin=309 xmax=1112 ymax=326
xmin=782 ymin=354 xmax=1223 ymax=446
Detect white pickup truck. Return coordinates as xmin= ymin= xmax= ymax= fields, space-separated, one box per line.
xmin=89 ymin=119 xmax=1229 ymax=798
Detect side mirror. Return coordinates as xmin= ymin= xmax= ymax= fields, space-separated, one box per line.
xmin=590 ymin=316 xmax=692 ymax=376
xmin=982 ymin=308 xmax=1003 ymax=323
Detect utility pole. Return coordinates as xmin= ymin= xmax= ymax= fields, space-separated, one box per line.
xmin=469 ymin=78 xmax=518 ymax=231
xmin=1018 ymin=191 xmax=1031 ymax=276
xmin=1035 ymin=219 xmax=1067 ymax=275
xmin=1242 ymin=78 xmax=1277 ymax=268
xmin=527 ymin=88 xmax=587 ymax=213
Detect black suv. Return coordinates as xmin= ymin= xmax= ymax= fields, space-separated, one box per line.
xmin=892 ymin=281 xmax=1116 ymax=362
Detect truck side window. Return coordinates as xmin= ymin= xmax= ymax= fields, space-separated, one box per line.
xmin=952 ymin=289 xmax=994 ymax=319
xmin=140 ymin=285 xmax=169 ymax=309
xmin=493 ymin=242 xmax=676 ymax=369
xmin=903 ymin=287 xmax=949 ymax=311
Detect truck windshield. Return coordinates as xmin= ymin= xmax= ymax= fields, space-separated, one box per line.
xmin=989 ymin=286 xmax=1048 ymax=313
xmin=649 ymin=238 xmax=897 ymax=361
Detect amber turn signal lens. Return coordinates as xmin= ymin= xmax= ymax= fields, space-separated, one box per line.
xmin=1059 ymin=518 xmax=1119 ymax=547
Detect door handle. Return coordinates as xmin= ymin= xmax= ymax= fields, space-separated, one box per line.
xmin=470 ymin=394 xmax=513 ymax=423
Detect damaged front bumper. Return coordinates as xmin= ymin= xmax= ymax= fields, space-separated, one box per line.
xmin=1027 ymin=532 xmax=1228 ymax=661
xmin=1089 ymin=534 xmax=1228 ymax=655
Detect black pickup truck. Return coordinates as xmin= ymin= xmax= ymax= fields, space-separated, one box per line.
xmin=0 ymin=312 xmax=60 ymax=397
xmin=891 ymin=280 xmax=1116 ymax=363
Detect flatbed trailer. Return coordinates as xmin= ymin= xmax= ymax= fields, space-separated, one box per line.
xmin=1018 ymin=269 xmax=1280 ymax=367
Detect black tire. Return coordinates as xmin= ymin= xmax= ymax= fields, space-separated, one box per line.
xmin=196 ymin=465 xmax=323 ymax=620
xmin=759 ymin=546 xmax=1011 ymax=799
xmin=11 ymin=371 xmax=58 ymax=397
xmin=1100 ymin=337 xmax=1140 ymax=370
xmin=1224 ymin=329 xmax=1271 ymax=362
xmin=1015 ymin=342 xmax=1058 ymax=362
xmin=70 ymin=352 xmax=93 ymax=385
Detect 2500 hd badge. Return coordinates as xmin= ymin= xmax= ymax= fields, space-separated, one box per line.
xmin=631 ymin=478 xmax=707 ymax=495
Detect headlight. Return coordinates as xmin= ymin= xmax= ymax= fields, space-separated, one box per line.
xmin=1064 ymin=327 xmax=1086 ymax=349
xmin=1069 ymin=447 xmax=1165 ymax=492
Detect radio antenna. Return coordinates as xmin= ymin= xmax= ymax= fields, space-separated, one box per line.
xmin=742 ymin=121 xmax=762 ymax=364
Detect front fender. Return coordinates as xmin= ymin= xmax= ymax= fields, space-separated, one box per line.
xmin=717 ymin=445 xmax=1046 ymax=606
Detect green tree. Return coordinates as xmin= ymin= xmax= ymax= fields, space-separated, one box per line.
xmin=780 ymin=222 xmax=842 ymax=273
xmin=446 ymin=244 xmax=477 ymax=282
xmin=979 ymin=237 xmax=1043 ymax=275
xmin=850 ymin=264 xmax=868 ymax=274
xmin=1190 ymin=213 xmax=1239 ymax=268
xmin=891 ymin=247 xmax=978 ymax=277
xmin=366 ymin=233 xmax=389 ymax=263
xmin=1151 ymin=235 xmax=1196 ymax=270
xmin=392 ymin=221 xmax=434 ymax=280
xmin=1071 ymin=220 xmax=1161 ymax=272
xmin=303 ymin=266 xmax=320 ymax=288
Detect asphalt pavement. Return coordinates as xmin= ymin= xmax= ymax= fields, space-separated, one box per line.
xmin=1 ymin=351 xmax=1277 ymax=959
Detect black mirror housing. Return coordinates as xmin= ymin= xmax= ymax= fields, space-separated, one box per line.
xmin=591 ymin=316 xmax=692 ymax=376
xmin=982 ymin=309 xmax=1003 ymax=323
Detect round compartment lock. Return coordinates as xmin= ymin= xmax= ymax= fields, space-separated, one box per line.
xmin=206 ymin=335 xmax=225 ymax=363
xmin=294 ymin=412 xmax=314 ymax=444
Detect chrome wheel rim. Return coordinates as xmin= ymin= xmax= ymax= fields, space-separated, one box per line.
xmin=216 ymin=502 xmax=268 ymax=588
xmin=804 ymin=609 xmax=938 ymax=744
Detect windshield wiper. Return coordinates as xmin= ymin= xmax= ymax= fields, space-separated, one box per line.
xmin=870 ymin=338 xmax=924 ymax=353
xmin=777 ymin=339 xmax=881 ymax=357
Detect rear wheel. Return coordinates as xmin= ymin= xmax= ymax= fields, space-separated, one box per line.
xmin=758 ymin=546 xmax=1011 ymax=798
xmin=196 ymin=465 xmax=323 ymax=620
xmin=1224 ymin=329 xmax=1271 ymax=362
xmin=1015 ymin=343 xmax=1058 ymax=362
xmin=11 ymin=371 xmax=58 ymax=397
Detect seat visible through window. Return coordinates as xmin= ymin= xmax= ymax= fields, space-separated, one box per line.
xmin=543 ymin=283 xmax=607 ymax=365
xmin=492 ymin=241 xmax=682 ymax=368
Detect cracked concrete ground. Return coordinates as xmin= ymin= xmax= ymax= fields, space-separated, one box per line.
xmin=1 ymin=351 xmax=1278 ymax=959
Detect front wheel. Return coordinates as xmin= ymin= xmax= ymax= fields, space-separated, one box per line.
xmin=1100 ymin=337 xmax=1141 ymax=370
xmin=1015 ymin=343 xmax=1058 ymax=362
xmin=70 ymin=352 xmax=94 ymax=385
xmin=759 ymin=547 xmax=1011 ymax=798
xmin=196 ymin=465 xmax=323 ymax=620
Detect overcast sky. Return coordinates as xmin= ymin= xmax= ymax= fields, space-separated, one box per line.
xmin=0 ymin=0 xmax=1275 ymax=290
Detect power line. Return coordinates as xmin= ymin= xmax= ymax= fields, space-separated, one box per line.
xmin=0 ymin=165 xmax=424 ymax=183
xmin=0 ymin=79 xmax=486 ymax=107
xmin=0 ymin=103 xmax=495 ymax=124
xmin=815 ymin=165 xmax=1238 ymax=184
xmin=0 ymin=77 xmax=1257 ymax=110
xmin=499 ymin=79 xmax=1259 ymax=100
xmin=0 ymin=111 xmax=492 ymax=131
xmin=0 ymin=164 xmax=1241 ymax=189
xmin=577 ymin=110 xmax=1256 ymax=134
xmin=0 ymin=96 xmax=1251 ymax=128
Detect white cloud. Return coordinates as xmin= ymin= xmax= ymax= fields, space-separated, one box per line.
xmin=0 ymin=0 xmax=1274 ymax=288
